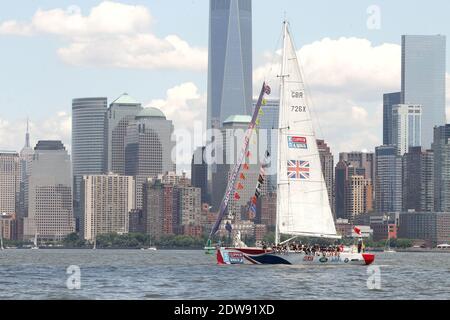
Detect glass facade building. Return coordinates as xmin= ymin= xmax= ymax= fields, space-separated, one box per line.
xmin=432 ymin=124 xmax=450 ymax=212
xmin=383 ymin=92 xmax=401 ymax=145
xmin=72 ymin=97 xmax=107 ymax=231
xmin=375 ymin=145 xmax=403 ymax=213
xmin=72 ymin=97 xmax=107 ymax=176
xmin=124 ymin=107 xmax=175 ymax=210
xmin=401 ymin=35 xmax=446 ymax=148
xmin=207 ymin=0 xmax=253 ymax=129
xmin=391 ymin=104 xmax=422 ymax=155
xmin=106 ymin=93 xmax=143 ymax=175
xmin=252 ymin=98 xmax=279 ymax=190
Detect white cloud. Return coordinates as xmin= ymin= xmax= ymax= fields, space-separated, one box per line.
xmin=147 ymin=82 xmax=206 ymax=130
xmin=57 ymin=34 xmax=206 ymax=70
xmin=0 ymin=1 xmax=151 ymax=36
xmin=0 ymin=1 xmax=207 ymax=71
xmin=351 ymin=105 xmax=369 ymax=121
xmin=145 ymin=82 xmax=206 ymax=173
xmin=35 ymin=112 xmax=72 ymax=149
xmin=254 ymin=37 xmax=401 ymax=153
xmin=30 ymin=2 xmax=151 ymax=36
xmin=0 ymin=113 xmax=71 ymax=153
xmin=0 ymin=20 xmax=33 ymax=36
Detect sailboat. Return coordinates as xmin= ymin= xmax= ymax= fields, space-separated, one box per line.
xmin=92 ymin=237 xmax=97 ymax=250
xmin=141 ymin=238 xmax=157 ymax=250
xmin=31 ymin=231 xmax=39 ymax=250
xmin=211 ymin=21 xmax=375 ymax=266
xmin=141 ymin=246 xmax=157 ymax=251
xmin=141 ymin=244 xmax=157 ymax=251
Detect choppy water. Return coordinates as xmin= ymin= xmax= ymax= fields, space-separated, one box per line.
xmin=0 ymin=249 xmax=449 ymax=299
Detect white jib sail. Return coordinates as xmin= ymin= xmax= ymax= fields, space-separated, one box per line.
xmin=276 ymin=22 xmax=338 ymax=239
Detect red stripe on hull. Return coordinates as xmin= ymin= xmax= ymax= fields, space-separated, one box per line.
xmin=362 ymin=253 xmax=375 ymax=265
xmin=216 ymin=249 xmax=225 ymax=265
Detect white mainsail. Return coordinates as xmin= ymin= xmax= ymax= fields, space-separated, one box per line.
xmin=276 ymin=22 xmax=338 ymax=240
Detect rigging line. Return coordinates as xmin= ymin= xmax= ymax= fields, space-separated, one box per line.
xmin=263 ymin=21 xmax=284 ymax=86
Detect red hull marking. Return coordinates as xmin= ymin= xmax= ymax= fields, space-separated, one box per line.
xmin=216 ymin=249 xmax=225 ymax=265
xmin=224 ymin=247 xmax=272 ymax=255
xmin=362 ymin=253 xmax=375 ymax=265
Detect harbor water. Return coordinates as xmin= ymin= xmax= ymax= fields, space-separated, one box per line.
xmin=0 ymin=249 xmax=449 ymax=299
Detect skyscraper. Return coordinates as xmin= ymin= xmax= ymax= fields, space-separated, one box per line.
xmin=0 ymin=151 xmax=20 ymax=216
xmin=191 ymin=146 xmax=209 ymax=204
xmin=339 ymin=151 xmax=375 ymax=183
xmin=81 ymin=174 xmax=135 ymax=241
xmin=346 ymin=175 xmax=372 ymax=222
xmin=391 ymin=104 xmax=422 ymax=155
xmin=211 ymin=115 xmax=261 ymax=218
xmin=178 ymin=186 xmax=202 ymax=229
xmin=258 ymin=192 xmax=276 ymax=228
xmin=124 ymin=107 xmax=175 ymax=209
xmin=402 ymin=147 xmax=434 ymax=212
xmin=19 ymin=120 xmax=34 ymax=218
xmin=252 ymin=98 xmax=279 ymax=189
xmin=401 ymin=35 xmax=446 ymax=148
xmin=207 ymin=0 xmax=253 ymax=129
xmin=143 ymin=178 xmax=181 ymax=239
xmin=106 ymin=93 xmax=142 ymax=174
xmin=72 ymin=98 xmax=107 ymax=175
xmin=24 ymin=141 xmax=75 ymax=241
xmin=432 ymin=124 xmax=450 ymax=212
xmin=383 ymin=92 xmax=401 ymax=145
xmin=335 ymin=160 xmax=349 ymax=219
xmin=375 ymin=145 xmax=402 ymax=213
xmin=317 ymin=139 xmax=334 ymax=213
xmin=335 ymin=160 xmax=371 ymax=220
xmin=72 ymin=97 xmax=107 ymax=231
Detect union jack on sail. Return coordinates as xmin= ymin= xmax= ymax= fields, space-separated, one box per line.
xmin=287 ymin=160 xmax=310 ymax=180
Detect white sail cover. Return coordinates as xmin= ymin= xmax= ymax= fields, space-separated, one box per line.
xmin=276 ymin=23 xmax=338 ymax=238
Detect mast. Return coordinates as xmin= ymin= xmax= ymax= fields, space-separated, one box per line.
xmin=208 ymin=82 xmax=270 ymax=239
xmin=275 ymin=21 xmax=288 ymax=246
xmin=33 ymin=230 xmax=38 ymax=247
xmin=275 ymin=20 xmax=339 ymax=240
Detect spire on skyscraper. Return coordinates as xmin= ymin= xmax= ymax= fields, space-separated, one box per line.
xmin=25 ymin=117 xmax=30 ymax=148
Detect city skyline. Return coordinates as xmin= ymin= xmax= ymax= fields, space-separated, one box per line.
xmin=1 ymin=0 xmax=450 ymax=163
xmin=3 ymin=1 xmax=450 ymax=304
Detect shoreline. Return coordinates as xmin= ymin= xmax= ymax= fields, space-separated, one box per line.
xmin=367 ymin=248 xmax=450 ymax=253
xmin=2 ymin=247 xmax=204 ymax=250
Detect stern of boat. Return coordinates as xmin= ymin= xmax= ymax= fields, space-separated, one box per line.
xmin=362 ymin=253 xmax=375 ymax=265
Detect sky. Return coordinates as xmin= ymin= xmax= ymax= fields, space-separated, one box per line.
xmin=1 ymin=0 xmax=450 ymax=167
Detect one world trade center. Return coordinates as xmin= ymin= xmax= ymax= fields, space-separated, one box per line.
xmin=207 ymin=0 xmax=253 ymax=129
